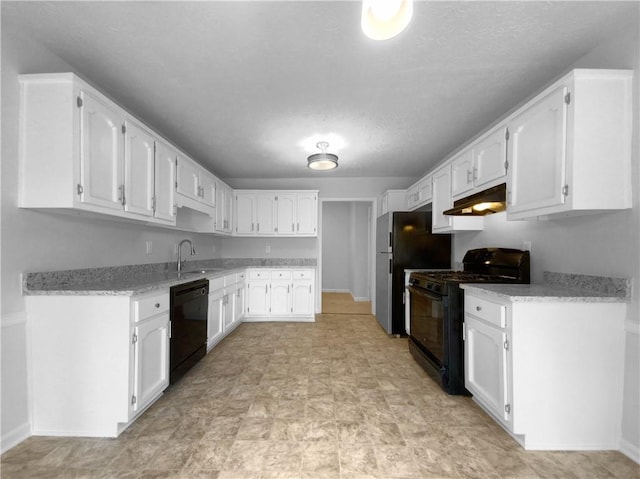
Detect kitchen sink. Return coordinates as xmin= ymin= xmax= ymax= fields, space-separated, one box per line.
xmin=180 ymin=268 xmax=224 ymax=275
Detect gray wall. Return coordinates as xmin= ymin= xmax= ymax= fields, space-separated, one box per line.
xmin=321 ymin=202 xmax=351 ymax=292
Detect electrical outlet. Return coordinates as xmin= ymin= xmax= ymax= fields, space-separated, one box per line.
xmin=522 ymin=240 xmax=532 ymax=252
xmin=265 ymin=245 xmax=271 ymax=254
xmin=145 ymin=241 xmax=153 ymax=255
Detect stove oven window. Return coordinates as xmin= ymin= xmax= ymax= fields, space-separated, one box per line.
xmin=410 ymin=290 xmax=445 ymax=365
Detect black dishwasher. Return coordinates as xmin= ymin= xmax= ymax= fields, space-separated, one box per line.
xmin=170 ymin=279 xmax=208 ymax=384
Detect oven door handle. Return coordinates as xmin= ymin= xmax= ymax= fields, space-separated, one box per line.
xmin=408 ymin=285 xmax=443 ymax=301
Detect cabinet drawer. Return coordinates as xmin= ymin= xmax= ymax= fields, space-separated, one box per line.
xmin=249 ymin=270 xmax=270 ymax=280
xmin=134 ymin=293 xmax=169 ymax=322
xmin=271 ymin=270 xmax=292 ymax=280
xmin=465 ymin=295 xmax=506 ymax=328
xmin=237 ymin=271 xmax=246 ymax=282
xmin=209 ymin=277 xmax=225 ymax=291
xmin=224 ymin=274 xmax=237 ymax=286
xmin=292 ymin=270 xmax=314 ymax=280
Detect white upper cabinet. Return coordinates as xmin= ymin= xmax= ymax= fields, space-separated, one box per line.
xmin=432 ymin=163 xmax=484 ymax=233
xmin=507 ymin=85 xmax=568 ymax=215
xmin=276 ymin=193 xmax=297 ymax=235
xmin=295 ymin=192 xmax=318 ymax=235
xmin=19 ymin=73 xmax=177 ymax=226
xmin=235 ymin=191 xmax=256 ymax=234
xmin=215 ymin=180 xmax=233 ymax=234
xmin=176 ymin=154 xmax=217 ymax=217
xmin=256 ymin=192 xmax=277 ymax=235
xmin=451 ymin=127 xmax=508 ymax=200
xmin=406 ymin=176 xmax=432 ymax=211
xmin=153 ymin=140 xmax=178 ymax=223
xmin=450 ymin=147 xmax=475 ymax=198
xmin=474 ymin=126 xmax=508 ymax=190
xmin=506 ymin=69 xmax=633 ymax=220
xmin=78 ymin=89 xmax=124 ymax=211
xmin=123 ymin=119 xmax=155 ymax=218
xmin=234 ymin=190 xmax=318 ymax=237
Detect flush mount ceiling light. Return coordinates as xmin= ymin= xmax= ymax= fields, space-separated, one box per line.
xmin=307 ymin=141 xmax=338 ymax=171
xmin=361 ymin=0 xmax=413 ymax=41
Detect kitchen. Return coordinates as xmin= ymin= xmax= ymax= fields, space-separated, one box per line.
xmin=1 ymin=1 xmax=639 ymax=478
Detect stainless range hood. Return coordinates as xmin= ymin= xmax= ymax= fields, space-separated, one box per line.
xmin=443 ymin=183 xmax=507 ymax=216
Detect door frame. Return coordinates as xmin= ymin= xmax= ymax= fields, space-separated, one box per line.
xmin=317 ymin=197 xmax=378 ymax=314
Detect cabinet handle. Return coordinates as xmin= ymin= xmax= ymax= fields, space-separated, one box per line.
xmin=297 ymin=223 xmax=300 ymax=232
xmin=155 ymin=303 xmax=160 ymax=308
xmin=505 ymin=403 xmax=511 ymax=414
xmin=467 ymin=170 xmax=472 ymax=184
xmin=257 ymin=223 xmax=260 ymax=232
xmin=265 ymin=285 xmax=268 ymax=294
xmin=476 ymin=306 xmax=482 ymax=311
xmin=251 ymin=223 xmax=254 ymax=232
xmin=292 ymin=223 xmax=295 ymax=232
xmin=473 ymin=167 xmax=478 ymax=181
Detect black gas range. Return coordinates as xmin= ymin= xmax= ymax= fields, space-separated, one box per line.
xmin=407 ymin=248 xmax=530 ymax=395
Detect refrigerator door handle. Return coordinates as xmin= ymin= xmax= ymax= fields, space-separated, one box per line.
xmin=389 ymin=232 xmax=392 ymax=248
xmin=389 ymin=258 xmax=392 ymax=274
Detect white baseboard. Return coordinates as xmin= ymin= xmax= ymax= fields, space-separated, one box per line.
xmin=1 ymin=422 xmax=31 ymax=454
xmin=322 ymin=289 xmax=350 ymax=293
xmin=620 ymin=437 xmax=640 ymax=464
xmin=353 ymin=296 xmax=370 ymax=302
xmin=243 ymin=316 xmax=315 ymax=323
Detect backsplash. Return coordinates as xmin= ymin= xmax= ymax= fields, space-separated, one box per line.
xmin=543 ymin=271 xmax=632 ymax=299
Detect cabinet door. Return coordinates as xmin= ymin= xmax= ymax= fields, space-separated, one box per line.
xmin=216 ymin=183 xmax=233 ymax=233
xmin=406 ymin=185 xmax=418 ymax=210
xmin=450 ymin=148 xmax=474 ymax=198
xmin=246 ymin=280 xmax=270 ymax=316
xmin=154 ymin=140 xmax=177 ymax=223
xmin=176 ymin=155 xmax=200 ymax=201
xmin=207 ymin=291 xmax=224 ymax=349
xmin=234 ymin=286 xmax=245 ymax=323
xmin=131 ymin=313 xmax=169 ymax=414
xmin=123 ymin=120 xmax=155 ymax=217
xmin=199 ymin=170 xmax=216 ymax=208
xmin=296 ymin=193 xmax=317 ymax=235
xmin=224 ymin=187 xmax=233 ymax=232
xmin=235 ymin=192 xmax=256 ymax=234
xmin=79 ymin=90 xmax=124 ymax=211
xmin=270 ymin=281 xmax=291 ymax=315
xmin=508 ymin=86 xmax=568 ymax=214
xmin=256 ymin=193 xmax=276 ymax=235
xmin=431 ymin=166 xmax=453 ymax=231
xmin=223 ymin=293 xmax=235 ymax=329
xmin=276 ymin=194 xmax=296 ymax=235
xmin=418 ymin=177 xmax=432 ymax=203
xmin=292 ymin=281 xmax=313 ymax=315
xmin=474 ymin=127 xmax=507 ymax=188
xmin=464 ymin=316 xmax=510 ymax=424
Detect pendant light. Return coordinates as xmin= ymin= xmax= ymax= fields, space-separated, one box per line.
xmin=361 ymin=0 xmax=413 ymax=41
xmin=307 ymin=141 xmax=338 ymax=171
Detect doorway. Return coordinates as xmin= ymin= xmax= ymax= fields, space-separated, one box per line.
xmin=318 ymin=199 xmax=376 ymax=315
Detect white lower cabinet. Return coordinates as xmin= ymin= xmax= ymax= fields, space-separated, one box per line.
xmin=463 ymin=287 xmax=626 ymax=450
xmin=207 ymin=289 xmax=225 ymax=350
xmin=464 ymin=313 xmax=510 ymax=428
xmin=130 ymin=312 xmax=170 ymax=415
xmin=245 ymin=269 xmax=315 ymax=321
xmin=26 ymin=290 xmax=170 ymax=437
xmin=207 ymin=272 xmax=245 ymax=350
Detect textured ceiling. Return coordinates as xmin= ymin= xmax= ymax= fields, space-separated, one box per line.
xmin=2 ymin=1 xmax=638 ymax=180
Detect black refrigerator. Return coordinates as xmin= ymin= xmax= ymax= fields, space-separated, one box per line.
xmin=375 ymin=211 xmax=451 ymax=335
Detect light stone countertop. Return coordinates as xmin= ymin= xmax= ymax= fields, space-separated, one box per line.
xmin=23 ymin=259 xmax=317 ymax=297
xmin=460 ymin=283 xmax=629 ymax=303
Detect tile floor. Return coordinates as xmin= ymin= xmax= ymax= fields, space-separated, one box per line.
xmin=2 ymin=307 xmax=639 ymax=478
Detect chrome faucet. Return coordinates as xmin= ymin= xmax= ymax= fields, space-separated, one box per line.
xmin=177 ymin=239 xmax=196 ymax=273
